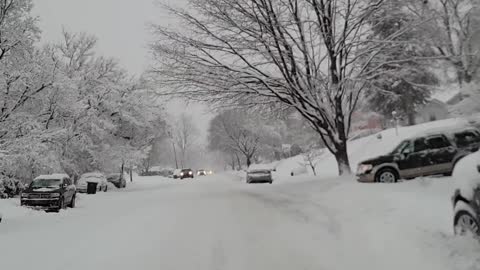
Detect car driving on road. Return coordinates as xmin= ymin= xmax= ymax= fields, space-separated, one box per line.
xmin=180 ymin=169 xmax=194 ymax=179
xmin=21 ymin=174 xmax=76 ymax=212
xmin=356 ymin=126 xmax=480 ymax=183
xmin=246 ymin=168 xmax=273 ymax=184
xmin=197 ymin=169 xmax=207 ymax=176
xmin=77 ymin=172 xmax=109 ymax=193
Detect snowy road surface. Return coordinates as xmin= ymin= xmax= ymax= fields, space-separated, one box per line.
xmin=1 ymin=173 xmax=480 ymax=270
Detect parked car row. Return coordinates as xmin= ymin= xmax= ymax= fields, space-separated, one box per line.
xmin=18 ymin=171 xmax=127 ymax=213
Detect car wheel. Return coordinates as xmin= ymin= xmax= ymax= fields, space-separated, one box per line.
xmin=69 ymin=195 xmax=76 ymax=208
xmin=454 ymin=210 xmax=480 ymax=236
xmin=375 ymin=168 xmax=398 ymax=183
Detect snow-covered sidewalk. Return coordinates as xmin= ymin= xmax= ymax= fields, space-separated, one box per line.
xmin=0 ymin=174 xmax=479 ymax=270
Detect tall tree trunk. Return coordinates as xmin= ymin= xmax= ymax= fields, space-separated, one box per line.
xmin=246 ymin=155 xmax=252 ymax=168
xmin=230 ymin=154 xmax=236 ymax=170
xmin=407 ymin=113 xmax=416 ymax=126
xmin=235 ymin=152 xmax=241 ymax=170
xmin=334 ymin=141 xmax=351 ymax=175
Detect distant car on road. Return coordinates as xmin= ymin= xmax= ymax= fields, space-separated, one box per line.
xmin=246 ymin=168 xmax=273 ymax=184
xmin=77 ymin=172 xmax=109 ymax=193
xmin=21 ymin=174 xmax=76 ymax=212
xmin=451 ymin=150 xmax=480 ymax=237
xmin=356 ymin=126 xmax=480 ymax=183
xmin=180 ymin=169 xmax=194 ymax=179
xmin=106 ymin=173 xmax=127 ymax=188
xmin=197 ymin=169 xmax=207 ymax=176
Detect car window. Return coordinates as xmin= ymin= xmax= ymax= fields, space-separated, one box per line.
xmin=413 ymin=138 xmax=428 ymax=152
xmin=426 ymin=135 xmax=451 ymax=149
xmin=454 ymin=130 xmax=480 ymax=147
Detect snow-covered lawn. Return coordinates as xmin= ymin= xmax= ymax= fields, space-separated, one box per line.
xmin=0 ymin=173 xmax=479 ymax=270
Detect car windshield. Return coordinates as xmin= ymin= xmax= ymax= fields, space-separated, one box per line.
xmin=248 ymin=170 xmax=270 ymax=174
xmin=390 ymin=140 xmax=411 ymax=155
xmin=107 ymin=175 xmax=119 ymax=180
xmin=31 ymin=179 xmax=62 ymax=188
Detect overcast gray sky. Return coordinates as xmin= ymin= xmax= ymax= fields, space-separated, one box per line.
xmin=33 ymin=0 xmax=212 ymax=143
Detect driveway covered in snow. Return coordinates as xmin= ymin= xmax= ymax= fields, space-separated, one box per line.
xmin=1 ymin=174 xmax=479 ymax=270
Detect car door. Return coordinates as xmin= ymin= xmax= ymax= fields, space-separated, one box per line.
xmin=424 ymin=134 xmax=457 ymax=175
xmin=64 ymin=178 xmax=74 ymax=202
xmin=396 ymin=138 xmax=431 ymax=178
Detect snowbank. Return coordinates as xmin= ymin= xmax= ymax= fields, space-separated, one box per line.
xmin=453 ymin=150 xmax=480 ymax=200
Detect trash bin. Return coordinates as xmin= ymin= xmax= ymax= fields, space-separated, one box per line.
xmin=86 ymin=182 xmax=98 ymax=194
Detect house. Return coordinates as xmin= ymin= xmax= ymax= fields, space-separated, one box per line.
xmin=414 ymin=99 xmax=450 ymax=124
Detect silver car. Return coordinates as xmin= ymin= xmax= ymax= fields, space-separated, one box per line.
xmin=246 ymin=169 xmax=273 ymax=184
xmin=77 ymin=172 xmax=109 ymax=193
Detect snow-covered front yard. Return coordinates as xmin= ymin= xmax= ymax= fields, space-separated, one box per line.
xmin=0 ymin=173 xmax=479 ymax=270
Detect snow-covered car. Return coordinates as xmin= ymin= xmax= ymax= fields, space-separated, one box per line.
xmin=21 ymin=174 xmax=76 ymax=212
xmin=246 ymin=168 xmax=273 ymax=184
xmin=451 ymin=150 xmax=480 ymax=236
xmin=172 ymin=169 xmax=182 ymax=179
xmin=106 ymin=173 xmax=127 ymax=188
xmin=197 ymin=169 xmax=207 ymax=176
xmin=357 ymin=126 xmax=480 ymax=183
xmin=290 ymin=165 xmax=307 ymax=176
xmin=76 ymin=172 xmax=109 ymax=193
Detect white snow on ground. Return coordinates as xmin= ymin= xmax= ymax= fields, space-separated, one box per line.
xmin=0 ymin=173 xmax=479 ymax=270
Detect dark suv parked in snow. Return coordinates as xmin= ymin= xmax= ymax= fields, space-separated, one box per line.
xmin=21 ymin=174 xmax=76 ymax=212
xmin=356 ymin=127 xmax=480 ymax=183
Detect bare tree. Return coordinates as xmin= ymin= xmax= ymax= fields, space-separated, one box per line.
xmin=208 ymin=110 xmax=261 ymax=168
xmin=151 ymin=0 xmax=422 ymax=175
xmin=415 ymin=0 xmax=480 ymax=86
xmin=301 ymin=149 xmax=324 ymax=176
xmin=172 ymin=113 xmax=199 ymax=168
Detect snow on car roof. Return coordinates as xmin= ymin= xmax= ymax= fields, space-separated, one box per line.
xmin=81 ymin=172 xmax=105 ymax=178
xmin=34 ymin=174 xmax=69 ymax=180
xmin=409 ymin=124 xmax=478 ymax=140
xmin=247 ymin=164 xmax=274 ymax=172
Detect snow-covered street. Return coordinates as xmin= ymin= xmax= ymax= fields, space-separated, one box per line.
xmin=1 ymin=174 xmax=480 ymax=270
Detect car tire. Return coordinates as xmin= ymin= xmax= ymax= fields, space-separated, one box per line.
xmin=454 ymin=210 xmax=480 ymax=236
xmin=375 ymin=168 xmax=398 ymax=183
xmin=69 ymin=195 xmax=76 ymax=208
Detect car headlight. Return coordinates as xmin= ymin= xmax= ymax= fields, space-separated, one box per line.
xmin=50 ymin=193 xmax=60 ymax=198
xmin=180 ymin=173 xmax=184 ymax=176
xmin=357 ymin=164 xmax=373 ymax=175
xmin=189 ymin=171 xmax=193 ymax=175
